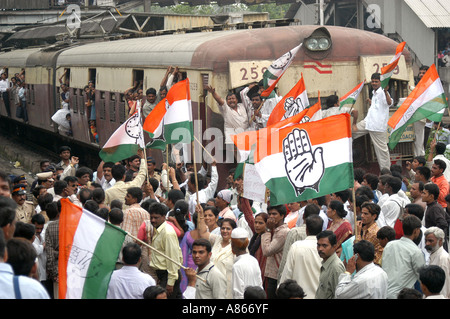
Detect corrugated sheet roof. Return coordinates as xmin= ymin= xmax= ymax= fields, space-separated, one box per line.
xmin=405 ymin=0 xmax=450 ymax=28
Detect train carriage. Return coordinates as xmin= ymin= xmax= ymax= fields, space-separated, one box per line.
xmin=0 ymin=24 xmax=415 ymax=186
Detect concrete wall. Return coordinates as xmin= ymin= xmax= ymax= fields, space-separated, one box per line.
xmin=367 ymin=0 xmax=434 ymax=68
xmin=438 ymin=66 xmax=450 ymax=102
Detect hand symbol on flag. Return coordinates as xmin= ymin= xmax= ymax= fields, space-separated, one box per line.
xmin=283 ymin=128 xmax=324 ymax=196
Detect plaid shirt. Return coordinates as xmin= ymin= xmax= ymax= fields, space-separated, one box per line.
xmin=121 ymin=204 xmax=149 ymax=238
xmin=45 ymin=220 xmax=59 ymax=281
xmin=356 ymin=221 xmax=383 ymax=266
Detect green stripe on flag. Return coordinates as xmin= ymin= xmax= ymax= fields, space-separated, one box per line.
xmin=388 ymin=94 xmax=447 ymax=150
xmin=99 ymin=144 xmax=141 ymax=163
xmin=164 ymin=121 xmax=194 ymax=144
xmin=266 ymin=163 xmax=354 ymax=205
xmin=82 ymin=223 xmax=126 ymax=299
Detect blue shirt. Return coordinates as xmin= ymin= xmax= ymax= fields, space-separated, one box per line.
xmin=0 ymin=263 xmax=50 ymax=299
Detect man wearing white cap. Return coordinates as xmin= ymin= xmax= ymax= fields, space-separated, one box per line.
xmin=231 ymin=227 xmax=263 ymax=299
xmin=215 ymin=189 xmax=236 ymax=222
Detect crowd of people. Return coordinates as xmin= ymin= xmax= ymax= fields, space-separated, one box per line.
xmin=0 ymin=62 xmax=449 ymax=300
xmin=0 ymin=132 xmax=449 ymax=300
xmin=0 ymin=67 xmax=28 ymax=123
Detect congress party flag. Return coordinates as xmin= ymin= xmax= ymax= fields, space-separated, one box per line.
xmin=143 ymin=78 xmax=193 ymax=149
xmin=266 ymin=74 xmax=309 ymax=126
xmin=232 ymin=97 xmax=321 ymax=163
xmin=380 ymin=41 xmax=406 ymax=89
xmin=261 ymin=43 xmax=302 ymax=99
xmin=253 ymin=113 xmax=353 ymax=205
xmin=388 ymin=64 xmax=448 ymax=150
xmin=58 ymin=199 xmax=126 ymax=299
xmin=99 ymin=108 xmax=145 ymax=163
xmin=339 ymin=81 xmax=364 ymax=109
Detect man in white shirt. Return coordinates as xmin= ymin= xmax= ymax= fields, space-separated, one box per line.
xmin=0 ymin=231 xmax=50 ymax=299
xmin=230 ymin=228 xmax=262 ymax=299
xmin=188 ymin=161 xmax=218 ymax=217
xmin=377 ymin=176 xmax=410 ymax=228
xmin=352 ymin=73 xmax=393 ymax=171
xmin=279 ymin=215 xmax=323 ymax=299
xmin=184 ymin=238 xmax=227 ymax=299
xmin=425 ymin=227 xmax=450 ymax=298
xmin=0 ymin=70 xmax=11 ymax=117
xmin=107 ymin=243 xmax=156 ymax=299
xmin=205 ymin=85 xmax=249 ymax=145
xmin=419 ymin=265 xmax=447 ymax=299
xmin=94 ymin=161 xmax=116 ymax=191
xmin=382 ymin=215 xmax=425 ymax=299
xmin=335 ymin=240 xmax=388 ymax=299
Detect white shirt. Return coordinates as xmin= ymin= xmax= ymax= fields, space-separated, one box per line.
xmin=0 ymin=78 xmax=9 ymax=93
xmin=429 ymin=246 xmax=450 ymax=298
xmin=364 ymin=87 xmax=393 ymax=132
xmin=377 ymin=193 xmax=410 ymax=228
xmin=32 ymin=229 xmax=47 ymax=282
xmin=232 ymin=253 xmax=263 ymax=299
xmin=335 ymin=263 xmax=388 ymax=299
xmin=279 ymin=236 xmax=322 ymax=299
xmin=107 ymin=265 xmax=156 ymax=299
xmin=428 ymin=154 xmax=450 ymax=182
xmin=296 ymin=205 xmax=329 ymax=231
xmin=188 ymin=166 xmax=218 ymax=216
xmin=0 ymin=263 xmax=50 ymax=299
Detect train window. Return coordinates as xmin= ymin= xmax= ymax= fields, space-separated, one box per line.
xmin=31 ymin=84 xmax=35 ymax=105
xmin=72 ymin=89 xmax=78 ymax=113
xmin=62 ymin=68 xmax=70 ymax=87
xmin=88 ymin=68 xmax=96 ymax=85
xmin=132 ymin=69 xmax=144 ymax=88
xmin=110 ymin=93 xmax=116 ymax=123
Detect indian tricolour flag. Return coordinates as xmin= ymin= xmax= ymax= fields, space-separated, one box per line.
xmin=381 ymin=41 xmax=406 ymax=88
xmin=143 ymin=78 xmax=193 ymax=147
xmin=99 ymin=109 xmax=145 ymax=163
xmin=254 ymin=113 xmax=353 ymax=205
xmin=59 ymin=199 xmax=126 ymax=299
xmin=339 ymin=81 xmax=364 ymax=109
xmin=266 ymin=74 xmax=309 ymax=126
xmin=261 ymin=43 xmax=302 ymax=99
xmin=388 ymin=64 xmax=448 ymax=150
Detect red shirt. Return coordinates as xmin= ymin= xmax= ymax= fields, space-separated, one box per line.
xmin=431 ymin=174 xmax=449 ymax=208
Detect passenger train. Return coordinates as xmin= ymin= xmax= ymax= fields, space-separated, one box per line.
xmin=0 ymin=24 xmax=415 ymax=187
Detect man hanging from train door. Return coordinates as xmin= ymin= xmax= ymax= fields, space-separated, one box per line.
xmin=352 ymin=73 xmax=393 ymax=172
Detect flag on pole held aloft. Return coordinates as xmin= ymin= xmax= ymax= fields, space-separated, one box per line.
xmin=232 ymin=98 xmax=322 ymax=163
xmin=261 ymin=43 xmax=302 ymax=99
xmin=388 ymin=64 xmax=448 ymax=150
xmin=380 ymin=41 xmax=406 ymax=89
xmin=58 ymin=199 xmax=126 ymax=299
xmin=143 ymin=78 xmax=193 ymax=149
xmin=339 ymin=81 xmax=364 ymax=109
xmin=98 ymin=109 xmax=145 ymax=163
xmin=266 ymin=74 xmax=309 ymax=126
xmin=253 ymin=114 xmax=353 ymax=205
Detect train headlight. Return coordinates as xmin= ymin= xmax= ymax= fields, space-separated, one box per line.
xmin=304 ymin=27 xmax=332 ymax=52
xmin=305 ymin=36 xmax=330 ymax=51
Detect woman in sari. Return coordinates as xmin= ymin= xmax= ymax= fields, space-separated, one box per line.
xmin=179 ymin=212 xmax=200 ymax=293
xmin=196 ymin=204 xmax=236 ymax=298
xmin=326 ymin=200 xmax=353 ymax=256
xmin=239 ymin=197 xmax=268 ymax=283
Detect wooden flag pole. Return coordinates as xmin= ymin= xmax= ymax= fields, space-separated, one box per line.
xmin=192 ymin=142 xmax=200 ymax=205
xmin=352 ymin=187 xmax=358 ymax=242
xmin=142 ymin=147 xmax=150 ymax=184
xmin=193 ymin=135 xmax=214 ymax=161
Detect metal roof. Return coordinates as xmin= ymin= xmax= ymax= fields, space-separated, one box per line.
xmin=404 ymin=0 xmax=450 ymax=28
